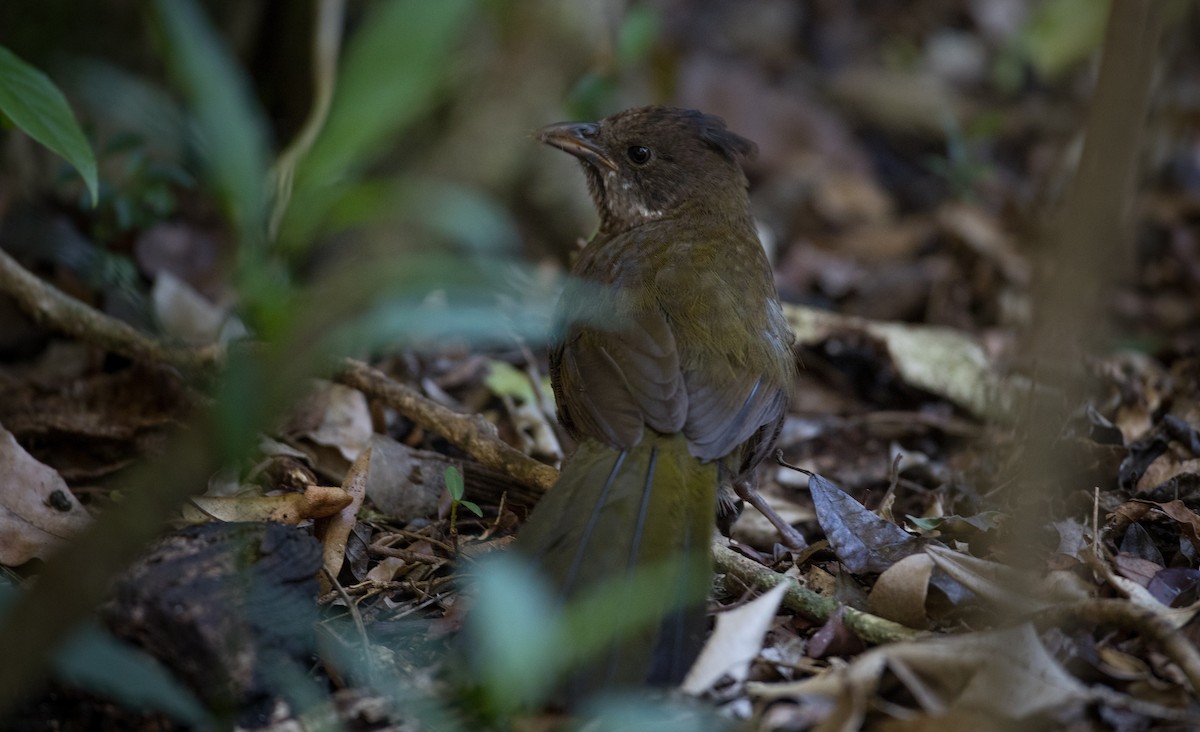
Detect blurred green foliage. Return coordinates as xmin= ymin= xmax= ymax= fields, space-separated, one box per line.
xmin=0 ymin=0 xmax=559 ymax=723
xmin=280 ymin=0 xmax=474 ymax=249
xmin=462 ymin=552 xmax=725 ymax=723
xmin=0 ymin=44 xmax=97 ymax=204
xmin=925 ymin=113 xmax=994 ymax=201
xmin=0 ymin=582 xmax=213 ymax=729
xmin=1019 ymin=0 xmax=1110 ymax=80
xmin=84 ymin=133 xmax=194 ymax=243
xmin=567 ymin=3 xmax=662 ymax=120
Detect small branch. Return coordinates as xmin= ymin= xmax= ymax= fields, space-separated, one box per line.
xmin=335 ymin=358 xmax=559 ymax=493
xmin=0 ymin=247 xmax=221 ymax=371
xmin=713 ymin=543 xmax=925 ymax=645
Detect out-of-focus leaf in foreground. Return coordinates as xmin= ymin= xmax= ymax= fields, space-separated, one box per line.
xmin=0 ymin=583 xmax=213 ymax=730
xmin=281 ymin=0 xmax=475 ymax=246
xmin=150 ymin=0 xmax=269 ymax=245
xmin=0 ymin=45 xmax=98 ymax=205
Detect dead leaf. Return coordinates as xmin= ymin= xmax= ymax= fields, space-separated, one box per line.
xmin=924 ymin=544 xmax=1090 ymax=613
xmin=365 ymin=435 xmax=449 ymax=522
xmin=785 ymin=303 xmax=1027 ymax=422
xmin=365 ymin=556 xmax=407 ymax=583
xmin=1154 ymin=499 xmax=1200 ymax=553
xmin=1114 ymin=553 xmax=1164 ymax=588
xmin=0 ymin=422 xmax=91 ymax=565
xmin=936 ymin=202 xmax=1031 ymax=286
xmin=807 ymin=607 xmax=867 ymax=660
xmin=1147 ymin=567 xmax=1200 ymax=608
xmin=750 ymin=624 xmax=1090 ymax=728
xmin=682 ymin=582 xmax=787 ymax=695
xmin=287 ymin=381 xmax=373 ymax=462
xmin=869 ymin=552 xmax=935 ymax=629
xmin=318 ymin=447 xmax=371 ymax=593
xmin=1092 ymin=549 xmax=1200 ymax=628
xmin=183 ymin=486 xmax=351 ymax=524
xmin=809 ymin=472 xmax=920 ymax=574
xmin=812 ymin=171 xmax=893 ymax=226
xmin=151 ymin=270 xmax=232 ymax=346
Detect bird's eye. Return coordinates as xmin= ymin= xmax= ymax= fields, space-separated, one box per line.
xmin=627 ymin=146 xmax=652 ymax=165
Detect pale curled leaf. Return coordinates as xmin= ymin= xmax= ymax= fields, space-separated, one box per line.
xmin=151 ymin=271 xmax=237 ymax=346
xmin=365 ymin=556 xmax=406 ymax=583
xmin=483 ymin=360 xmax=536 ymax=403
xmin=682 ymin=582 xmax=787 ymax=694
xmin=0 ymin=423 xmax=91 ymax=565
xmin=184 ymin=486 xmax=351 ymax=524
xmin=785 ymin=303 xmax=1028 ymax=422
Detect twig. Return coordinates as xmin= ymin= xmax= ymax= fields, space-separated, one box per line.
xmin=321 ymin=566 xmax=381 ymax=688
xmin=0 ymin=248 xmax=222 ymax=371
xmin=335 ymin=358 xmax=559 ymax=492
xmin=380 ymin=527 xmax=457 ymax=556
xmin=713 ymin=543 xmax=925 ymax=645
xmin=322 ymin=567 xmax=370 ymax=650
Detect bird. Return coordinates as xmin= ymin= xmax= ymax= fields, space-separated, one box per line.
xmin=516 ymin=105 xmax=795 ymax=697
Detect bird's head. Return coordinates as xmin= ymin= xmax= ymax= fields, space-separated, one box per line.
xmin=538 ymin=105 xmax=757 ymax=233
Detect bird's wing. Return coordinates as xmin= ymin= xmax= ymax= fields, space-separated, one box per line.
xmin=551 ymin=284 xmax=790 ymax=470
xmin=550 ymin=285 xmax=688 ymax=449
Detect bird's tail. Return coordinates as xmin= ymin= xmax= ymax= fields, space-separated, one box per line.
xmin=515 ymin=432 xmax=717 ymax=695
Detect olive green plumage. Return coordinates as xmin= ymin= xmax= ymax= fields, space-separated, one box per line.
xmin=517 ymin=106 xmax=795 ymax=695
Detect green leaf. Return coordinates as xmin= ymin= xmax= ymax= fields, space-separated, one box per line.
xmin=445 ymin=465 xmax=465 ymax=502
xmin=1020 ymin=0 xmax=1109 ymax=79
xmin=616 ymin=5 xmax=661 ymax=68
xmin=0 ymin=45 xmax=98 ymax=206
xmin=484 ymin=360 xmax=536 ymax=404
xmin=282 ymin=0 xmax=474 ymax=244
xmin=465 ymin=554 xmax=564 ymax=711
xmin=151 ymin=0 xmax=269 ymax=245
xmin=460 ymin=500 xmax=483 ymax=518
xmin=0 ymin=581 xmax=212 ymax=729
xmin=55 ymin=624 xmax=215 ymax=730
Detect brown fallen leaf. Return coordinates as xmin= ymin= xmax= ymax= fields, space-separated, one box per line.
xmin=317 ymin=447 xmax=371 ymax=594
xmin=869 ymin=552 xmax=935 ymax=629
xmin=285 ymin=380 xmax=373 ymax=462
xmin=750 ymin=624 xmax=1090 ymax=729
xmin=924 ymin=544 xmax=1090 ymax=614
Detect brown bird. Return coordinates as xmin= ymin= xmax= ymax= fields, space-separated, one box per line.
xmin=517 ymin=105 xmax=795 ymax=695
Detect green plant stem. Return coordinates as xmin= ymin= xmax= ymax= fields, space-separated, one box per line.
xmin=713 ymin=544 xmax=925 ymax=645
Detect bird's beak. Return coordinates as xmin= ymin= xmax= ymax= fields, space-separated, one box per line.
xmin=537 ymin=122 xmax=618 ymax=171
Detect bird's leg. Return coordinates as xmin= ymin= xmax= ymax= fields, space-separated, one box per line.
xmin=735 ymin=478 xmax=807 ymax=549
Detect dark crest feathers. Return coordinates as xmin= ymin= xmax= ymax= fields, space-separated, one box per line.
xmin=692 ymin=111 xmax=757 ymax=162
